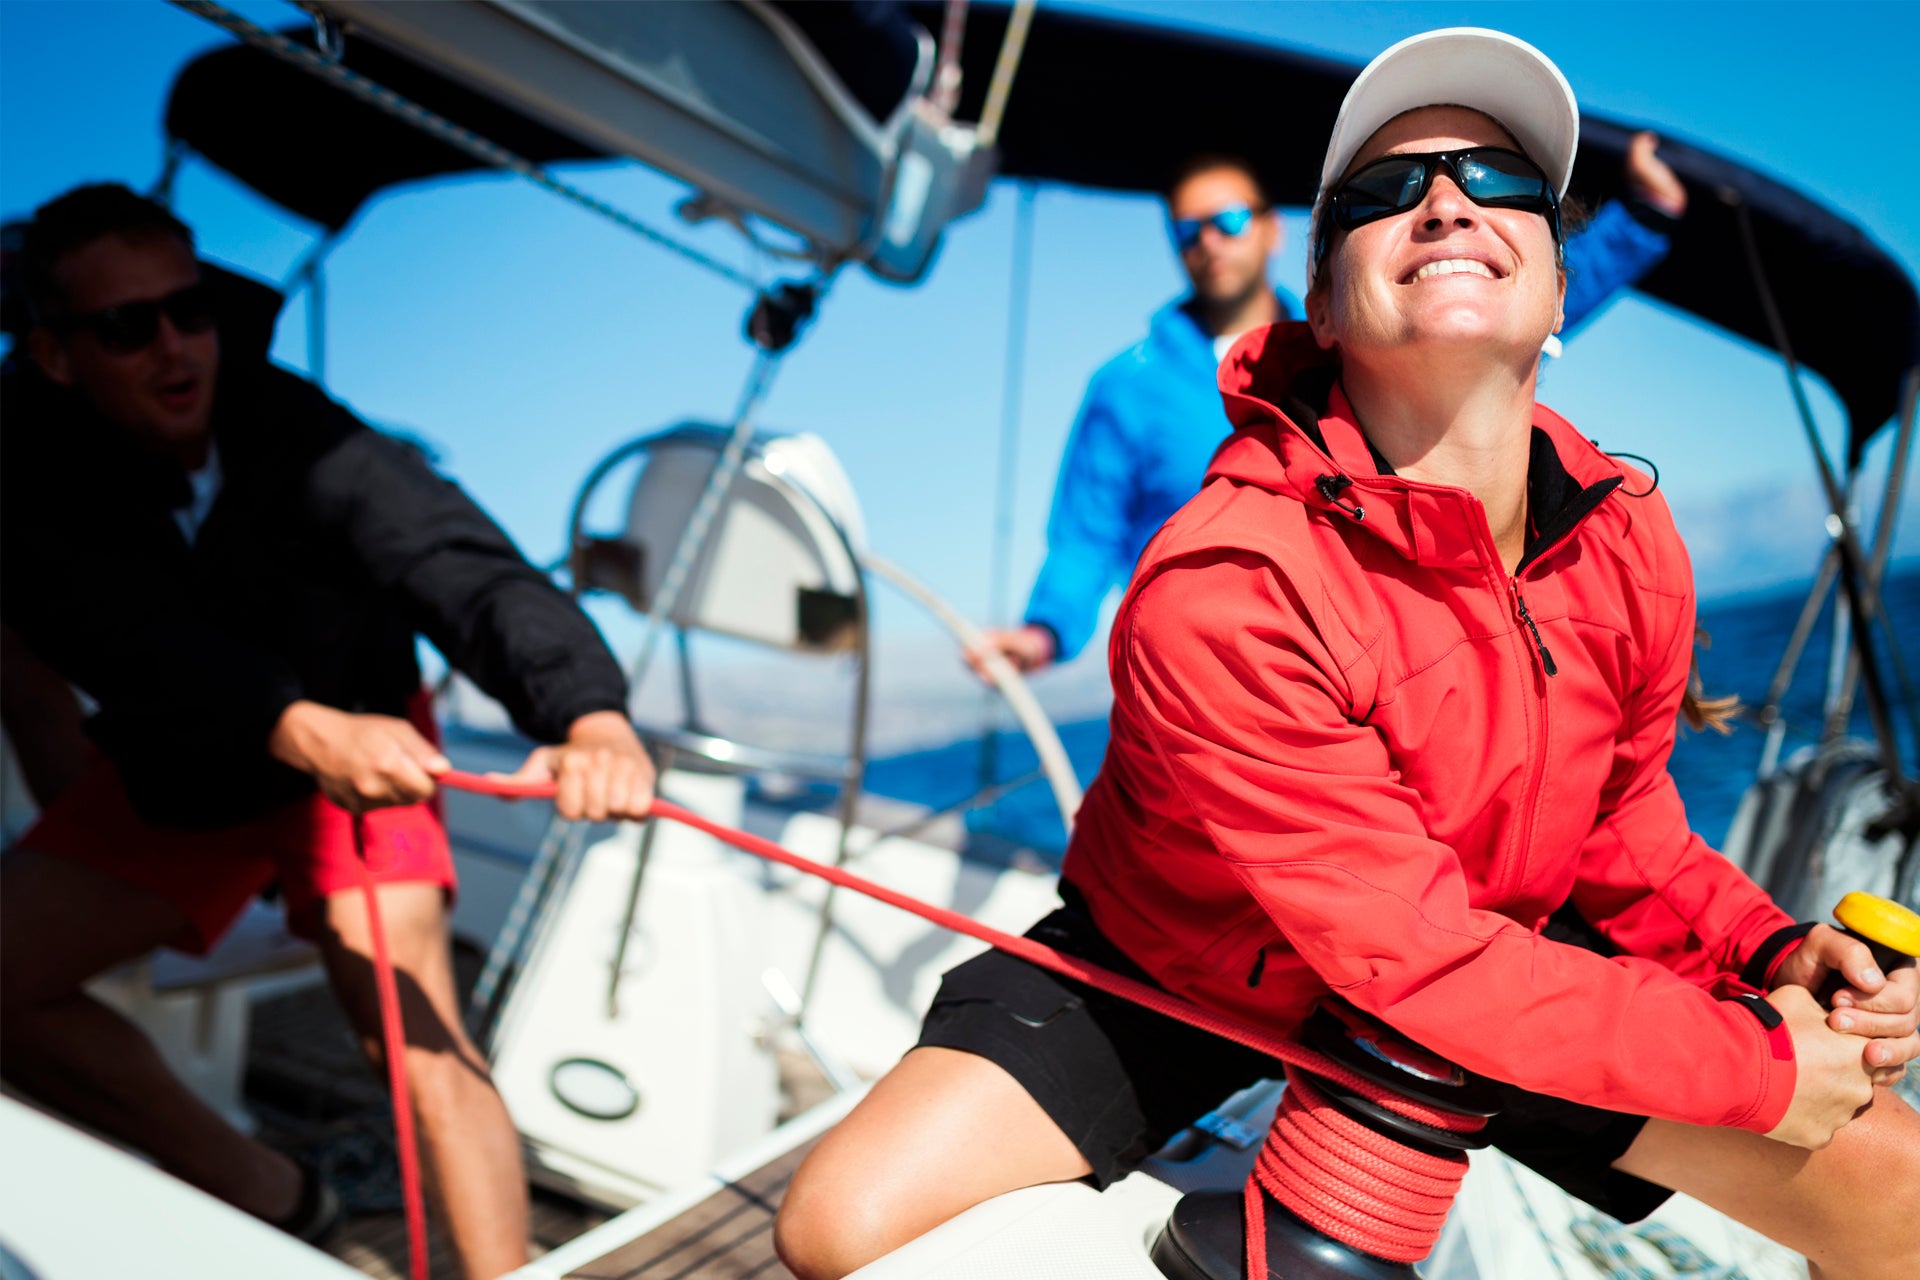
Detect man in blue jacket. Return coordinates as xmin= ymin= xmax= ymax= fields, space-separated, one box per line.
xmin=970 ymin=135 xmax=1687 ymax=676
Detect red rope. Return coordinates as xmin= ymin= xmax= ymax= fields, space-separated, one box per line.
xmin=1246 ymin=1072 xmax=1481 ymax=1275
xmin=350 ymin=814 xmax=430 ymax=1280
xmin=437 ymin=770 xmax=1477 ymax=1276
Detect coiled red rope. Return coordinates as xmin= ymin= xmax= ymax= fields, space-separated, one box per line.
xmin=407 ymin=770 xmax=1477 ymax=1278
xmin=1248 ymin=1071 xmax=1481 ymax=1275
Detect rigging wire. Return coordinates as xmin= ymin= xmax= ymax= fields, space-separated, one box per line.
xmin=977 ymin=183 xmax=1039 ymax=798
xmin=625 ymin=349 xmax=787 ymax=693
xmin=148 ymin=138 xmax=188 ymax=206
xmin=1731 ymin=196 xmax=1918 ymax=779
xmin=280 ymin=230 xmax=341 ymax=384
xmin=931 ymin=0 xmax=969 ymax=116
xmin=977 ymin=0 xmax=1039 ymax=149
xmin=1849 ymin=374 xmax=1920 ymax=748
xmin=166 ymin=0 xmax=762 ymax=293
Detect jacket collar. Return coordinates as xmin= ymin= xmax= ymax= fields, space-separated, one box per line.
xmin=3 ymin=360 xmax=250 ymax=511
xmin=1213 ymin=322 xmax=1626 ymax=573
xmin=1145 ymin=296 xmax=1219 ymax=374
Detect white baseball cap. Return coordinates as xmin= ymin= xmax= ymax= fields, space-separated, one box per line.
xmin=1307 ymin=28 xmax=1579 ymax=282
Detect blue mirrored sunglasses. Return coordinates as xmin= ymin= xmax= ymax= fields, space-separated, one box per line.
xmin=1170 ymin=204 xmax=1265 ymax=252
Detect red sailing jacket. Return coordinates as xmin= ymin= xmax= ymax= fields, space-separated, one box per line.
xmin=1062 ymin=323 xmax=1797 ymax=1134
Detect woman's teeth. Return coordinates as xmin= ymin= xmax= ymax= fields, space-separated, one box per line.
xmin=1412 ymin=258 xmax=1495 ymax=282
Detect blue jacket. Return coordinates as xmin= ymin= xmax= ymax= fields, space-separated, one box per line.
xmin=1023 ymin=199 xmax=1673 ymax=661
xmin=1561 ymin=198 xmax=1674 ymax=334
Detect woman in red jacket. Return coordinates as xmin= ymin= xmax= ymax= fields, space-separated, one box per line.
xmin=777 ymin=29 xmax=1919 ymax=1280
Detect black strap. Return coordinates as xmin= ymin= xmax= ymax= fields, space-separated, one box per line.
xmin=1740 ymin=921 xmax=1819 ymax=989
xmin=1728 ymin=990 xmax=1784 ymax=1031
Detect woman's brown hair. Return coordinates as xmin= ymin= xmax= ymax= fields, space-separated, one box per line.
xmin=1681 ymin=627 xmax=1741 ymax=734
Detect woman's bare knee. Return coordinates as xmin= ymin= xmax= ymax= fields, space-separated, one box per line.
xmin=1619 ymin=1088 xmax=1920 ymax=1280
xmin=775 ymin=1047 xmax=1091 ymax=1280
xmin=775 ymin=1171 xmax=899 ymax=1280
xmin=1821 ymin=1092 xmax=1920 ymax=1277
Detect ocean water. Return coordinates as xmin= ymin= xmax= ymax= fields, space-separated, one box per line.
xmin=865 ymin=562 xmax=1920 ymax=862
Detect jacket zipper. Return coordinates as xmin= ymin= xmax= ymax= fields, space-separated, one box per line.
xmin=1503 ymin=571 xmax=1556 ymax=901
xmin=1512 ymin=587 xmax=1558 ymax=676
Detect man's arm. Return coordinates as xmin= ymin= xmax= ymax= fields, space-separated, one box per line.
xmin=1561 ymin=133 xmax=1688 ymax=333
xmin=304 ymin=409 xmax=651 ymax=819
xmin=1 ymin=446 xmax=468 ymax=822
xmin=308 ymin=424 xmax=624 ymax=735
xmin=970 ymin=380 xmax=1138 ymax=678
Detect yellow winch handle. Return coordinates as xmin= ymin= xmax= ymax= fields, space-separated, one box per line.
xmin=1815 ymin=893 xmax=1919 ymax=1006
xmin=1832 ymin=891 xmax=1920 ymax=960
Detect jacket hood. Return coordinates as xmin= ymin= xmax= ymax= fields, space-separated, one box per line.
xmin=1207 ymin=322 xmax=1629 ymax=572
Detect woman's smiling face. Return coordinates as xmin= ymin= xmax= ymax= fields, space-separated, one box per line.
xmin=1308 ymin=105 xmax=1565 ymax=363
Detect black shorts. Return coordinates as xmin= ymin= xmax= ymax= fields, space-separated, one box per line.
xmin=917 ymin=886 xmax=1671 ymax=1223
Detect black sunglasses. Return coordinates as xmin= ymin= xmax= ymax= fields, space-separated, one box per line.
xmin=49 ymin=283 xmax=216 ymax=354
xmin=1315 ymin=148 xmax=1561 ymax=265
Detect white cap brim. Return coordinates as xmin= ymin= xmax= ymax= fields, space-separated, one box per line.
xmin=1308 ymin=28 xmax=1579 ymax=281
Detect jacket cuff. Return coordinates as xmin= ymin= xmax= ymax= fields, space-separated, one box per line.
xmin=1711 ymin=977 xmax=1796 ymax=1134
xmin=546 ymin=692 xmax=631 ymax=741
xmin=1622 ymin=194 xmax=1683 ymax=233
xmin=1740 ymin=921 xmax=1819 ymax=989
xmin=1025 ymin=621 xmax=1063 ymax=664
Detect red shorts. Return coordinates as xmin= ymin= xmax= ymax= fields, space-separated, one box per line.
xmin=17 ymin=754 xmax=457 ymax=956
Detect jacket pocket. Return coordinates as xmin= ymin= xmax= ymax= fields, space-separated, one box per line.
xmin=1190 ymin=904 xmax=1276 ymax=990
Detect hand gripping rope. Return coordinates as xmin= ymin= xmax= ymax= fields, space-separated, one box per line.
xmin=359 ymin=772 xmax=1920 ymax=1280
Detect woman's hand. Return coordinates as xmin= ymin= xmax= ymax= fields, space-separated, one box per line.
xmin=1761 ymin=983 xmax=1878 ymax=1150
xmin=1773 ymin=923 xmax=1920 ymax=1087
xmin=500 ymin=710 xmax=655 ymax=823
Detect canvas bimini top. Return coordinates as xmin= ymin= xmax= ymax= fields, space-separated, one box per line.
xmin=160 ymin=1 xmax=1916 ymax=458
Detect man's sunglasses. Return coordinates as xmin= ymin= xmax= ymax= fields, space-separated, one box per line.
xmin=1170 ymin=203 xmax=1267 ymax=252
xmin=1315 ymin=148 xmax=1561 ymax=265
xmin=48 ymin=283 xmax=216 ymax=354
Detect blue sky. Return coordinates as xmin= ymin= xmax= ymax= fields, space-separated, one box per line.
xmin=3 ymin=0 xmax=1916 ymax=665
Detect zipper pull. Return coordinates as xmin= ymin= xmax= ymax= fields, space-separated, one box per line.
xmin=1315 ymin=474 xmax=1366 ymax=521
xmin=1515 ymin=591 xmax=1558 ymax=677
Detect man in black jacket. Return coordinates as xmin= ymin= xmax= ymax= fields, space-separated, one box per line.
xmin=0 ymin=184 xmax=654 ymax=1278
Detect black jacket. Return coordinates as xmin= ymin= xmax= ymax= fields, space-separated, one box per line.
xmin=1 ymin=356 xmax=628 ymax=828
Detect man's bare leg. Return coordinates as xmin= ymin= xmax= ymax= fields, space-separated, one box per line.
xmin=775 ymin=1046 xmax=1092 ymax=1280
xmin=314 ymin=883 xmax=527 ymax=1280
xmin=1615 ymin=1087 xmax=1920 ymax=1280
xmin=0 ymin=849 xmax=303 ymax=1220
